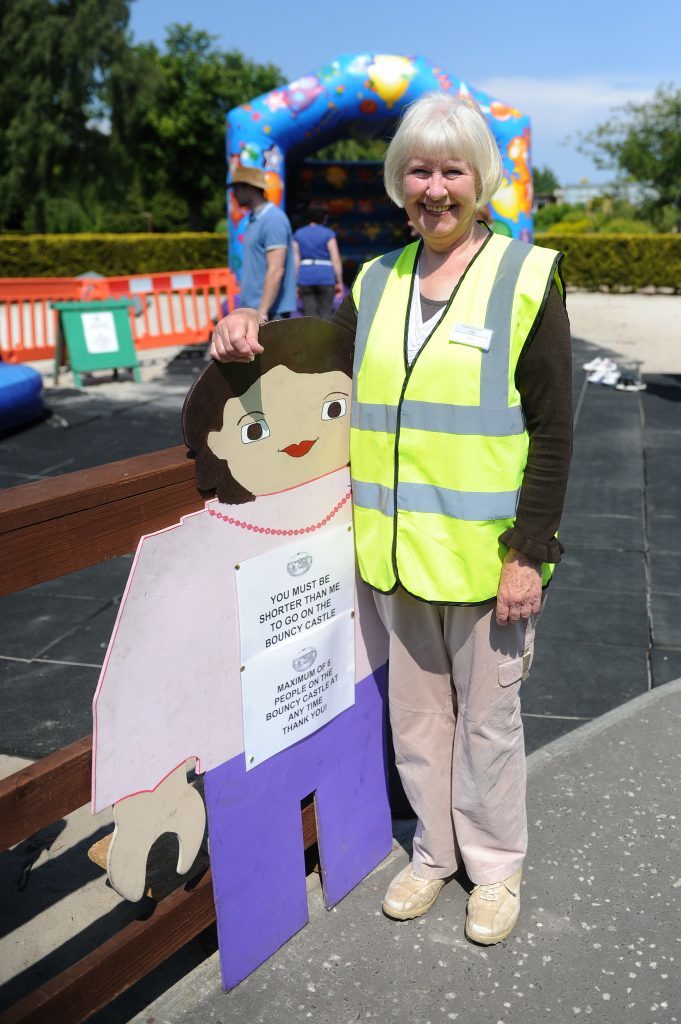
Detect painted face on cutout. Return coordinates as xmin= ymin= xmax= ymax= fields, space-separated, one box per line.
xmin=207 ymin=364 xmax=351 ymax=496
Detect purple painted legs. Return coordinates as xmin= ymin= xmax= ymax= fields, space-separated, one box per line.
xmin=204 ymin=667 xmax=390 ymax=989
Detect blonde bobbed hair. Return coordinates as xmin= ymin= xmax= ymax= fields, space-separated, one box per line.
xmin=383 ymin=92 xmax=504 ymax=210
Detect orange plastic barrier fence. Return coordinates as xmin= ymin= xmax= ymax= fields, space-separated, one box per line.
xmin=0 ymin=268 xmax=239 ymax=363
xmin=0 ymin=278 xmax=93 ymax=362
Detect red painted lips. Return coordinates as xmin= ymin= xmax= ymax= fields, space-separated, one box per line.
xmin=281 ymin=439 xmax=317 ymax=458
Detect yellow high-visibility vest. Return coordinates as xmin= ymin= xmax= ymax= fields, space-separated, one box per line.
xmin=350 ymin=232 xmax=564 ymax=604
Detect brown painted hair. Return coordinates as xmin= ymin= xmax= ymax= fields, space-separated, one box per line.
xmin=182 ymin=317 xmax=354 ymax=505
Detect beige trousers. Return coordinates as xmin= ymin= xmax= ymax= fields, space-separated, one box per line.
xmin=374 ymin=587 xmax=539 ymax=886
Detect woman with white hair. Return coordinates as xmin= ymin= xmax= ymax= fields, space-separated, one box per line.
xmin=211 ymin=92 xmax=572 ymax=945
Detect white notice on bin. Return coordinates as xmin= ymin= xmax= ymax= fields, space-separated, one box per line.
xmin=236 ymin=524 xmax=355 ymax=769
xmin=81 ymin=311 xmax=119 ymax=354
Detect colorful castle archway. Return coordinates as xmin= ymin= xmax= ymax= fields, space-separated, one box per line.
xmin=226 ymin=53 xmax=533 ymax=278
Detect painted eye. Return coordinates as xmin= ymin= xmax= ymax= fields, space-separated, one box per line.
xmin=241 ymin=418 xmax=270 ymax=444
xmin=321 ymin=398 xmax=347 ymax=420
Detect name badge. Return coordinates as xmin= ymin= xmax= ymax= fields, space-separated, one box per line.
xmin=449 ymin=323 xmax=493 ymax=352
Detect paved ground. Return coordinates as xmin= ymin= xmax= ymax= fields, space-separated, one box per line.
xmin=133 ymin=679 xmax=681 ymax=1024
xmin=1 ymin=292 xmax=680 ymax=1020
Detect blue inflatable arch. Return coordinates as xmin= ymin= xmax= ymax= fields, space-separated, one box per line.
xmin=226 ymin=53 xmax=534 ymax=278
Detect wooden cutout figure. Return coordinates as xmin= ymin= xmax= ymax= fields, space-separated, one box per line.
xmin=92 ymin=318 xmax=392 ymax=989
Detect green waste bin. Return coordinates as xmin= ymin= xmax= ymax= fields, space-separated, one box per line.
xmin=51 ymin=299 xmax=141 ymax=388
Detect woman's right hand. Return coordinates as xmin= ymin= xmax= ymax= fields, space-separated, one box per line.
xmin=210 ymin=307 xmax=264 ymax=363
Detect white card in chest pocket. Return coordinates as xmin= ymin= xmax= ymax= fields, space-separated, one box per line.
xmin=448 ymin=323 xmax=493 ymax=352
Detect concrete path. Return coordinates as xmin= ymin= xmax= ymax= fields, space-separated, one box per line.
xmin=567 ymin=292 xmax=681 ymax=373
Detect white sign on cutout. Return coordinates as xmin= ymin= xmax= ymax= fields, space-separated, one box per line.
xmin=236 ymin=523 xmax=355 ymax=769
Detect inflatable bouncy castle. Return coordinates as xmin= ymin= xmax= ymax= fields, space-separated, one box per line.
xmin=226 ymin=53 xmax=534 ymax=282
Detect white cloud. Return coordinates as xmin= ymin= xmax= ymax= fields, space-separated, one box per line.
xmin=477 ymin=74 xmax=659 ymax=115
xmin=476 ymin=74 xmax=665 ymax=182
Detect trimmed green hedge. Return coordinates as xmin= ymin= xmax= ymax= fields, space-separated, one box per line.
xmin=0 ymin=233 xmax=228 ymax=277
xmin=1 ymin=231 xmax=679 ymax=291
xmin=535 ymin=233 xmax=681 ymax=292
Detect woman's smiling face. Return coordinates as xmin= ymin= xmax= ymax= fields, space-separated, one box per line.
xmin=402 ymin=154 xmax=479 ymax=251
xmin=207 ymin=364 xmax=351 ymax=496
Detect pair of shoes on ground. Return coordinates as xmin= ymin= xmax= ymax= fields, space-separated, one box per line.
xmin=583 ymin=357 xmax=620 ymax=385
xmin=583 ymin=356 xmax=647 ymax=391
xmin=382 ymin=862 xmax=522 ymax=945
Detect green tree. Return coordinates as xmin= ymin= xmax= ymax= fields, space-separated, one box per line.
xmin=532 ymin=165 xmax=559 ymax=195
xmin=140 ymin=25 xmax=284 ymax=230
xmin=0 ymin=10 xmax=285 ymax=233
xmin=577 ymin=85 xmax=681 ymax=228
xmin=100 ymin=41 xmax=164 ymax=231
xmin=0 ymin=0 xmax=131 ymax=231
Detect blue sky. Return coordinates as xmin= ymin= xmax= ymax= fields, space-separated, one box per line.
xmin=129 ymin=0 xmax=681 ymax=185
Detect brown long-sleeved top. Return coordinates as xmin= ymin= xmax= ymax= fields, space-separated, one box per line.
xmin=332 ymin=281 xmax=573 ymax=564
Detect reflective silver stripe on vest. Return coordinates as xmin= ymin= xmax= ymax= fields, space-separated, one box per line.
xmin=351 ymin=402 xmax=398 ymax=434
xmin=481 ymin=239 xmax=534 ymax=408
xmin=398 ymin=481 xmax=519 ymax=520
xmin=352 ymin=478 xmax=520 ymax=521
xmin=352 ymin=399 xmax=524 ymax=436
xmin=352 ymin=480 xmax=394 ymax=517
xmin=352 ymin=247 xmax=406 ymax=406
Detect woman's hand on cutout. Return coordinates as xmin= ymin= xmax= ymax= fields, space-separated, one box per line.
xmin=210 ymin=308 xmax=264 ymax=363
